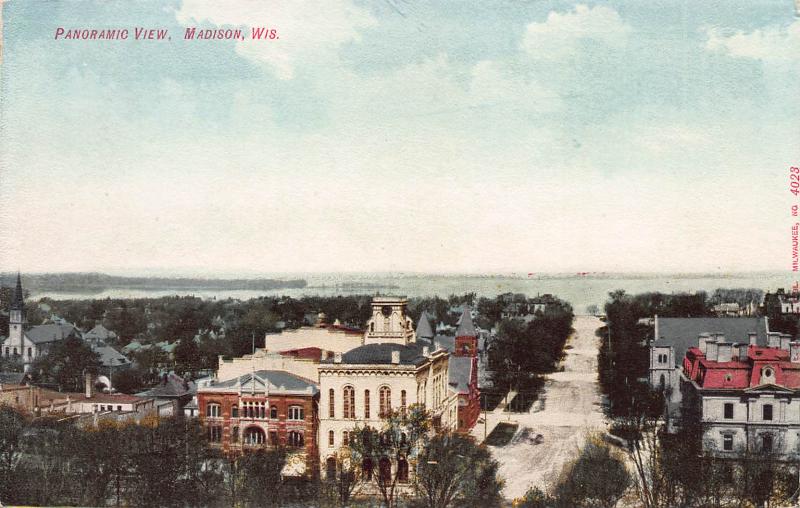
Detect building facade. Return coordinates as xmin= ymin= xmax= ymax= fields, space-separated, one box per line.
xmin=197 ymin=369 xmax=319 ymax=476
xmin=681 ymin=334 xmax=800 ymax=459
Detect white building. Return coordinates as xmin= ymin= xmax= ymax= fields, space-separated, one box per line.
xmin=318 ymin=297 xmax=457 ymax=483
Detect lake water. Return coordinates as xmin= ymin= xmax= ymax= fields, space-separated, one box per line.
xmin=30 ymin=272 xmax=796 ymax=313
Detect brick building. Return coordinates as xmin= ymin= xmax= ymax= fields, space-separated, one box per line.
xmin=197 ymin=370 xmax=319 ymax=476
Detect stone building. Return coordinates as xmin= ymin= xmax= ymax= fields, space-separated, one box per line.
xmin=318 ymin=297 xmax=456 ymax=483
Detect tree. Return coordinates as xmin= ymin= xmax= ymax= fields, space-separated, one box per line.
xmin=173 ymin=338 xmax=202 ymax=377
xmin=0 ymin=405 xmax=26 ymax=503
xmin=551 ymin=437 xmax=631 ymax=508
xmin=415 ymin=432 xmax=503 ymax=508
xmin=586 ymin=304 xmax=600 ymax=316
xmin=31 ymin=335 xmax=100 ymax=391
xmin=350 ymin=405 xmax=430 ymax=508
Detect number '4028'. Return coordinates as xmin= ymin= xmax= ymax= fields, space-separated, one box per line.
xmin=791 ymin=167 xmax=800 ymax=195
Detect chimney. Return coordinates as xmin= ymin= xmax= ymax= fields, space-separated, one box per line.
xmin=698 ymin=333 xmax=711 ymax=354
xmin=768 ymin=333 xmax=781 ymax=349
xmin=706 ymin=341 xmax=719 ymax=362
xmin=84 ymin=372 xmax=93 ymax=399
xmin=717 ymin=343 xmax=733 ymax=363
xmin=334 ymin=352 xmax=342 ymax=364
xmin=791 ymin=342 xmax=800 ymax=363
xmin=738 ymin=343 xmax=749 ymax=362
xmin=781 ymin=335 xmax=792 ymax=351
xmin=748 ymin=332 xmax=758 ymax=346
xmin=321 ymin=350 xmax=327 ymax=361
xmin=391 ymin=351 xmax=400 ymax=364
xmin=422 ymin=346 xmax=430 ymax=357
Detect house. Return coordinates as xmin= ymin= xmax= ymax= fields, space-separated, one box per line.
xmin=1 ymin=275 xmax=83 ymax=370
xmin=91 ymin=341 xmax=132 ymax=377
xmin=197 ymin=370 xmax=319 ymax=476
xmin=681 ymin=335 xmax=800 ymax=459
xmin=649 ymin=316 xmax=770 ymax=428
xmin=136 ymin=372 xmax=196 ymax=416
xmin=318 ymin=297 xmax=457 ymax=484
xmin=83 ymin=324 xmax=118 ymax=343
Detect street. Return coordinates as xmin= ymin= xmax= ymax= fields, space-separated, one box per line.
xmin=473 ymin=315 xmax=607 ymax=500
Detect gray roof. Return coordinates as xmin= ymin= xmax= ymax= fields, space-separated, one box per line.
xmin=84 ymin=324 xmax=117 ymax=341
xmin=137 ymin=374 xmax=195 ymax=398
xmin=329 ymin=342 xmax=428 ymax=366
xmin=455 ymin=308 xmax=476 ymax=337
xmin=448 ymin=356 xmax=472 ymax=394
xmin=92 ymin=342 xmax=130 ymax=368
xmin=416 ymin=311 xmax=434 ymax=339
xmin=654 ymin=316 xmax=769 ymax=367
xmin=25 ymin=324 xmax=81 ymax=344
xmin=208 ymin=370 xmax=317 ymax=394
xmin=0 ymin=371 xmax=27 ymax=385
xmin=434 ymin=335 xmax=455 ymax=353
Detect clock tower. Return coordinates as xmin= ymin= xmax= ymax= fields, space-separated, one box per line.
xmin=363 ymin=297 xmax=416 ymax=345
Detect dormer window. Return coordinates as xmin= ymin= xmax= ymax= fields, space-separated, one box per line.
xmin=761 ymin=366 xmax=775 ymax=385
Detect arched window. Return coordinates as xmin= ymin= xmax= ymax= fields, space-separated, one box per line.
xmin=379 ymin=386 xmax=391 ymax=417
xmin=288 ymin=431 xmax=304 ymax=447
xmin=364 ymin=389 xmax=370 ymax=418
xmin=329 ymin=388 xmax=335 ymax=418
xmin=244 ymin=427 xmax=266 ymax=445
xmin=400 ymin=390 xmax=406 ymax=414
xmin=326 ymin=457 xmax=337 ymax=479
xmin=397 ymin=457 xmax=409 ymax=483
xmin=362 ymin=458 xmax=373 ymax=480
xmin=206 ymin=403 xmax=221 ymax=418
xmin=231 ymin=406 xmax=239 ymax=418
xmin=343 ymin=431 xmax=350 ymax=446
xmin=270 ymin=405 xmax=278 ymax=419
xmin=379 ymin=457 xmax=392 ymax=484
xmin=370 ymin=322 xmax=375 ymax=332
xmin=328 ymin=430 xmax=334 ymax=446
xmin=659 ymin=374 xmax=666 ymax=390
xmin=343 ymin=386 xmax=355 ymax=419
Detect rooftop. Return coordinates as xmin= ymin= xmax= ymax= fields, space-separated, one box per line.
xmin=654 ymin=316 xmax=769 ymax=367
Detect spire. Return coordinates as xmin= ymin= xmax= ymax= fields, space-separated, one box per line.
xmin=416 ymin=310 xmax=434 ymax=340
xmin=455 ymin=308 xmax=477 ymax=338
xmin=11 ymin=272 xmax=24 ymax=311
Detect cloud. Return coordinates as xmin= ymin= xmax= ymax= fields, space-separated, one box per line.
xmin=521 ymin=4 xmax=631 ymax=59
xmin=175 ymin=0 xmax=376 ymax=79
xmin=705 ymin=19 xmax=800 ymax=64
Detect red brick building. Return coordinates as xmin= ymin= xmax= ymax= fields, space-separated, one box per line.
xmin=198 ymin=370 xmax=319 ymax=476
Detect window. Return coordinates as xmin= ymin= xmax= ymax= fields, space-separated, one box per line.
xmin=117 ymin=405 xmax=122 ymax=411
xmin=397 ymin=458 xmax=409 ymax=483
xmin=762 ymin=434 xmax=773 ymax=453
xmin=364 ymin=389 xmax=370 ymax=419
xmin=209 ymin=426 xmax=222 ymax=443
xmin=723 ymin=434 xmax=733 ymax=451
xmin=724 ymin=403 xmax=734 ymax=419
xmin=401 ymin=390 xmax=406 ymax=414
xmin=12 ymin=348 xmax=17 ymax=356
xmin=763 ymin=404 xmax=773 ymax=421
xmin=289 ymin=405 xmax=304 ymax=420
xmin=343 ymin=386 xmax=355 ymax=419
xmin=244 ymin=427 xmax=266 ymax=445
xmin=288 ymin=431 xmax=304 ymax=447
xmin=658 ymin=354 xmax=668 ymax=364
xmin=329 ymin=388 xmax=335 ymax=418
xmin=270 ymin=405 xmax=278 ymax=419
xmin=327 ymin=457 xmax=337 ymax=480
xmin=379 ymin=457 xmax=392 ymax=484
xmin=231 ymin=406 xmax=239 ymax=418
xmin=379 ymin=386 xmax=391 ymax=417
xmin=232 ymin=427 xmax=239 ymax=443
xmin=343 ymin=431 xmax=349 ymax=446
xmin=328 ymin=430 xmax=334 ymax=446
xmin=269 ymin=431 xmax=279 ymax=445
xmin=27 ymin=347 xmax=32 ymax=358
xmin=206 ymin=403 xmax=221 ymax=418
xmin=362 ymin=459 xmax=373 ymax=480
xmin=3 ymin=347 xmax=7 ymax=356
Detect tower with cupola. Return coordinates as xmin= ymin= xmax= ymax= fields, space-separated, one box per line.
xmin=9 ymin=273 xmax=25 ymax=354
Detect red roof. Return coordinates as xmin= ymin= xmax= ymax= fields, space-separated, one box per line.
xmin=684 ymin=345 xmax=800 ymax=390
xmin=279 ymin=347 xmax=331 ymax=361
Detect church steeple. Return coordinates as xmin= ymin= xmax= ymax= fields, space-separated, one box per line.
xmin=11 ymin=272 xmax=24 ymax=311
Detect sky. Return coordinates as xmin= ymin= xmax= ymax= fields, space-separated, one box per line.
xmin=1 ymin=0 xmax=798 ymax=276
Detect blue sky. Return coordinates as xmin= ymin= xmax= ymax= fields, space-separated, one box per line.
xmin=1 ymin=0 xmax=798 ymax=275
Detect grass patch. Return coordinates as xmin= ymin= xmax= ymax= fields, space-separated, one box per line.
xmin=484 ymin=422 xmax=519 ymax=447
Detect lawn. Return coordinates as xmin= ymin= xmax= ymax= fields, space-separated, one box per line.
xmin=484 ymin=422 xmax=519 ymax=447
